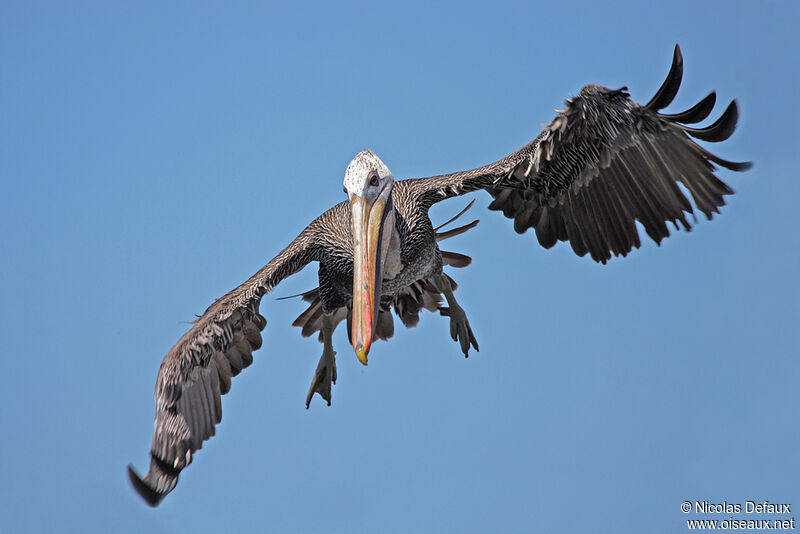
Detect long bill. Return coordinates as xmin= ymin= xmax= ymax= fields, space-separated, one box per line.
xmin=350 ymin=194 xmax=387 ymax=365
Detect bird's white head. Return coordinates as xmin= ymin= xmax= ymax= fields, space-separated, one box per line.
xmin=343 ymin=150 xmax=395 ymax=367
xmin=343 ymin=149 xmax=393 ymax=199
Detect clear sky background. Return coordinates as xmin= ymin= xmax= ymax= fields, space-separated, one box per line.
xmin=2 ymin=1 xmax=798 ymax=533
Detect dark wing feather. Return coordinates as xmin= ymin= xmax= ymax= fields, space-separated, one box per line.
xmin=128 ymin=213 xmax=329 ymax=506
xmin=659 ymin=91 xmax=716 ymax=124
xmin=404 ymin=45 xmax=751 ymax=264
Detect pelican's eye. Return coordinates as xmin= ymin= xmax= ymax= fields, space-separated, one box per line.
xmin=368 ymin=173 xmax=379 ymax=187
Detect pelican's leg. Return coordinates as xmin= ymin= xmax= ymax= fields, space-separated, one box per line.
xmin=434 ymin=274 xmax=479 ymax=357
xmin=306 ymin=312 xmax=337 ymax=408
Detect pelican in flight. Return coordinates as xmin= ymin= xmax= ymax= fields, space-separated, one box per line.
xmin=129 ymin=45 xmax=751 ymax=505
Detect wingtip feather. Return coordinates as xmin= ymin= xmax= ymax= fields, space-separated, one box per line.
xmin=644 ymin=44 xmax=684 ymax=111
xmin=681 ymin=100 xmax=739 ymax=142
xmin=127 ymin=464 xmax=167 ymax=507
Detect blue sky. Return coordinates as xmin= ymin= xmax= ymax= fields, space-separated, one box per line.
xmin=2 ymin=1 xmax=798 ymax=532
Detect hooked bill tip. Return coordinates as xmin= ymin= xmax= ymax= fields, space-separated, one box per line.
xmin=355 ymin=344 xmax=369 ymax=366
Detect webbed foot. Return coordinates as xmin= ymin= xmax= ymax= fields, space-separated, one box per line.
xmin=434 ymin=274 xmax=479 ymax=357
xmin=306 ymin=345 xmax=337 ymax=408
xmin=305 ymin=312 xmax=338 ymax=408
xmin=439 ymin=304 xmax=479 ymax=356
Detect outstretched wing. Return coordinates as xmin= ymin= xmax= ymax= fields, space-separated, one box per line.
xmin=128 ymin=218 xmax=325 ymax=506
xmin=406 ymin=45 xmax=751 ymax=263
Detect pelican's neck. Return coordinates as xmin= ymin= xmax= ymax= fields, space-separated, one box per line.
xmin=380 ymin=202 xmax=403 ymax=280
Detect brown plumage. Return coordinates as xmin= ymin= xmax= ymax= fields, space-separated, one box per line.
xmin=129 ymin=45 xmax=751 ymax=505
xmin=290 ymin=204 xmax=478 ymax=342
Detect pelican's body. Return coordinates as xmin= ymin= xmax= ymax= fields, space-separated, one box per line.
xmin=129 ymin=46 xmax=751 ymax=505
xmin=312 ymin=188 xmax=439 ymax=308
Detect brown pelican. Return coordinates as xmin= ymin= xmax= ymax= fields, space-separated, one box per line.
xmin=128 ymin=45 xmax=751 ymax=505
